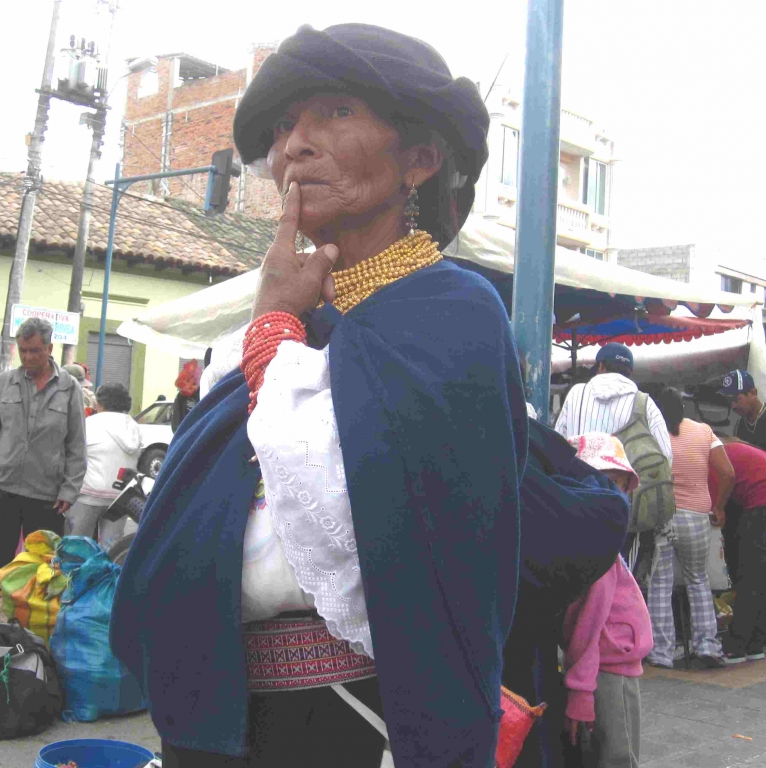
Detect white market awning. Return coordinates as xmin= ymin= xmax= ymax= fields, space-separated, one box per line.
xmin=117 ymin=216 xmax=766 ymax=390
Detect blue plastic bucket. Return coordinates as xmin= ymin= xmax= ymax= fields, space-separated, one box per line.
xmin=36 ymin=738 xmax=154 ymax=768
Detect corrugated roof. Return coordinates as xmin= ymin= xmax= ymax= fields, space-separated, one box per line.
xmin=0 ymin=174 xmax=274 ymax=276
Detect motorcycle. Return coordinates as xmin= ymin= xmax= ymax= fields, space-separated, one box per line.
xmin=101 ymin=467 xmax=154 ymax=566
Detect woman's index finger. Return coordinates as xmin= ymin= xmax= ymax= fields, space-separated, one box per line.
xmin=274 ymin=182 xmax=300 ymax=247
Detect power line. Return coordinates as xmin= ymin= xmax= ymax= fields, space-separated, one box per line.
xmin=124 ymin=129 xmax=208 ymax=204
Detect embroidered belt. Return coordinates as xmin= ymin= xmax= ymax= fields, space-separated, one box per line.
xmin=244 ymin=616 xmax=376 ymax=692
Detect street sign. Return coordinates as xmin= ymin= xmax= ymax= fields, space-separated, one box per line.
xmin=10 ymin=304 xmax=80 ymax=345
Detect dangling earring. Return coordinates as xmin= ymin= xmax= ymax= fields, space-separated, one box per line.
xmin=404 ymin=183 xmax=419 ymax=236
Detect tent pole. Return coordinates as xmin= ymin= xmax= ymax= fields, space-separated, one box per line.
xmin=511 ymin=0 xmax=565 ymax=422
xmin=571 ymin=328 xmax=578 ymax=372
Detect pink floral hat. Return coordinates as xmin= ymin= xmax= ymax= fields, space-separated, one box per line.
xmin=567 ymin=433 xmax=640 ymax=492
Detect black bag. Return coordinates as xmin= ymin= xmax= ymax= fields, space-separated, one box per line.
xmin=0 ymin=620 xmax=62 ymax=739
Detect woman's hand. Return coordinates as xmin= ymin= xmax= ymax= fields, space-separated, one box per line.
xmin=252 ymin=182 xmax=340 ymax=319
xmin=711 ymin=506 xmax=726 ymax=528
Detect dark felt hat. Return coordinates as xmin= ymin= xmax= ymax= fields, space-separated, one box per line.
xmin=233 ymin=24 xmax=489 ymax=243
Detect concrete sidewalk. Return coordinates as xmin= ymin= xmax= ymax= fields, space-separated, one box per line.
xmin=641 ymin=660 xmax=766 ymax=767
xmin=4 ymin=661 xmax=766 ymax=767
xmin=1 ymin=711 xmax=160 ymax=767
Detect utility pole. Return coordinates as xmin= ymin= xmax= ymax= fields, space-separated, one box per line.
xmin=511 ymin=0 xmax=565 ymax=422
xmin=0 ymin=0 xmax=63 ymax=371
xmin=62 ymin=105 xmax=107 ymax=366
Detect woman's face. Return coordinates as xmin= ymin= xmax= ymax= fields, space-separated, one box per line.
xmin=267 ymin=93 xmax=410 ymax=233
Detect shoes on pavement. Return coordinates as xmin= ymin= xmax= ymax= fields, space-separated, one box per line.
xmin=692 ymin=655 xmax=726 ymax=669
xmin=746 ymin=650 xmax=766 ymax=661
xmin=722 ymin=652 xmax=747 ymax=665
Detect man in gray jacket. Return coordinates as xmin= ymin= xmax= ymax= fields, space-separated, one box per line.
xmin=0 ymin=317 xmax=86 ymax=566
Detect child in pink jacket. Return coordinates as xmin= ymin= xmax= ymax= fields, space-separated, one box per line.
xmin=564 ymin=434 xmax=654 ymax=768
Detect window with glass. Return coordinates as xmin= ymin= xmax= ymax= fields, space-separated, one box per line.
xmin=585 ymin=248 xmax=605 ymax=261
xmin=720 ymin=275 xmax=743 ymax=294
xmin=500 ymin=127 xmax=519 ymax=187
xmin=134 ymin=403 xmax=173 ymax=425
xmin=582 ymin=158 xmax=608 ymax=215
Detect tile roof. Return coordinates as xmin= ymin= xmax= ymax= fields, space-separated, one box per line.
xmin=0 ymin=173 xmax=275 ymax=276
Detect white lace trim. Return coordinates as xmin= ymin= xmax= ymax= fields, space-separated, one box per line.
xmin=247 ymin=341 xmax=373 ymax=659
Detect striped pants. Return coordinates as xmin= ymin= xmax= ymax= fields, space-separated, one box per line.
xmin=647 ymin=510 xmax=721 ymax=666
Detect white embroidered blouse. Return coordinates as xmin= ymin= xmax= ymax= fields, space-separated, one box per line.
xmin=205 ymin=333 xmax=372 ymax=659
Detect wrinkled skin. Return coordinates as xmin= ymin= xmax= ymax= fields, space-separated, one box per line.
xmin=18 ymin=332 xmax=53 ymax=380
xmin=252 ymin=92 xmax=442 ymax=320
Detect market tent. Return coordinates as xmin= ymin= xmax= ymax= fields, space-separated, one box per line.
xmin=550 ymin=321 xmax=753 ymax=388
xmin=117 ymin=215 xmax=765 ymax=386
xmin=443 ymin=217 xmax=758 ymax=321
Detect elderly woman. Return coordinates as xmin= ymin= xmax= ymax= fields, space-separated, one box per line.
xmin=111 ymin=24 xmax=627 ymax=768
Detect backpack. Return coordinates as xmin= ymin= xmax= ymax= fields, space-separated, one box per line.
xmin=612 ymin=392 xmax=675 ymax=533
xmin=0 ymin=619 xmax=63 ymax=739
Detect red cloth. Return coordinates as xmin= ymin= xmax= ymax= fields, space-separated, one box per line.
xmin=709 ymin=442 xmax=766 ymax=510
xmin=175 ymin=360 xmax=201 ymax=397
xmin=562 ymin=558 xmax=653 ymax=723
xmin=496 ymin=688 xmax=546 ymax=768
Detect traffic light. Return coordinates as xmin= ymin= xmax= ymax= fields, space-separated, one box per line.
xmin=206 ymin=148 xmax=241 ymax=215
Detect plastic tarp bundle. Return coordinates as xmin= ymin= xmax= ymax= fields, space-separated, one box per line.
xmin=0 ymin=531 xmax=68 ymax=644
xmin=49 ymin=537 xmax=146 ymax=722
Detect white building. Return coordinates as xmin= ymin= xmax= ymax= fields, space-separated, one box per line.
xmin=474 ymin=83 xmax=618 ymax=262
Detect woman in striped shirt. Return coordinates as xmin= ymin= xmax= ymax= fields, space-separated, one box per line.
xmin=646 ymin=387 xmax=735 ymax=669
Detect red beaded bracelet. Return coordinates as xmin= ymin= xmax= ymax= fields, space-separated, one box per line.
xmin=241 ymin=311 xmax=306 ymax=413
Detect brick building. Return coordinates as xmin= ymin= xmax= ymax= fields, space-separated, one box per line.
xmin=122 ymin=49 xmax=281 ymax=219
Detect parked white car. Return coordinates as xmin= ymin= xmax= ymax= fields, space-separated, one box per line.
xmin=134 ymin=401 xmax=174 ymax=478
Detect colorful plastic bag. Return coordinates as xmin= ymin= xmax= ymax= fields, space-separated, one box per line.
xmin=0 ymin=531 xmax=68 ymax=643
xmin=707 ymin=526 xmax=731 ymax=591
xmin=49 ymin=537 xmax=146 ymax=722
xmin=496 ymin=687 xmax=547 ymax=767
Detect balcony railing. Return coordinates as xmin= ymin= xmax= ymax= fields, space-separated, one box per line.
xmin=560 ymin=109 xmax=596 ymax=155
xmin=557 ymin=203 xmax=588 ymax=233
xmin=561 ymin=108 xmax=593 ymax=131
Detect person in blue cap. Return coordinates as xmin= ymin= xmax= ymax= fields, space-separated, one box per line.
xmin=720 ymin=370 xmax=766 ymax=451
xmin=555 ymin=342 xmax=672 ymax=462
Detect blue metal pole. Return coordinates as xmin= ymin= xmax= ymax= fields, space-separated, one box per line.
xmin=203 ymin=167 xmax=216 ymax=212
xmin=96 ymin=162 xmax=121 ymax=388
xmin=511 ymin=0 xmax=565 ymax=422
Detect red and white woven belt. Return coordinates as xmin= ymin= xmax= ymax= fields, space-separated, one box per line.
xmin=244 ymin=615 xmax=377 ymax=693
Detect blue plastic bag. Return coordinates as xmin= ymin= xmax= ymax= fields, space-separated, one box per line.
xmin=49 ymin=537 xmax=146 ymax=722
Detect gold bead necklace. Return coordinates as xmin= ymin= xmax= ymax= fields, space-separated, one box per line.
xmin=330 ymin=230 xmax=442 ymax=314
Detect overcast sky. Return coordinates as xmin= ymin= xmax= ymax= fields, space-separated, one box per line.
xmin=3 ymin=0 xmax=765 ymax=252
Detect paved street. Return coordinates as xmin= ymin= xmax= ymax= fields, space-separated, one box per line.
xmin=0 ymin=710 xmax=160 ymax=767
xmin=641 ymin=662 xmax=766 ymax=767
xmin=4 ymin=658 xmax=766 ymax=766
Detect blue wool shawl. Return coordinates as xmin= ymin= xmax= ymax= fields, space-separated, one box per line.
xmin=111 ymin=260 xmax=529 ymax=767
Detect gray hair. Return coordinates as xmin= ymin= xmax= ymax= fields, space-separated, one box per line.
xmin=96 ymin=382 xmax=132 ymax=413
xmin=16 ymin=317 xmax=53 ymax=345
